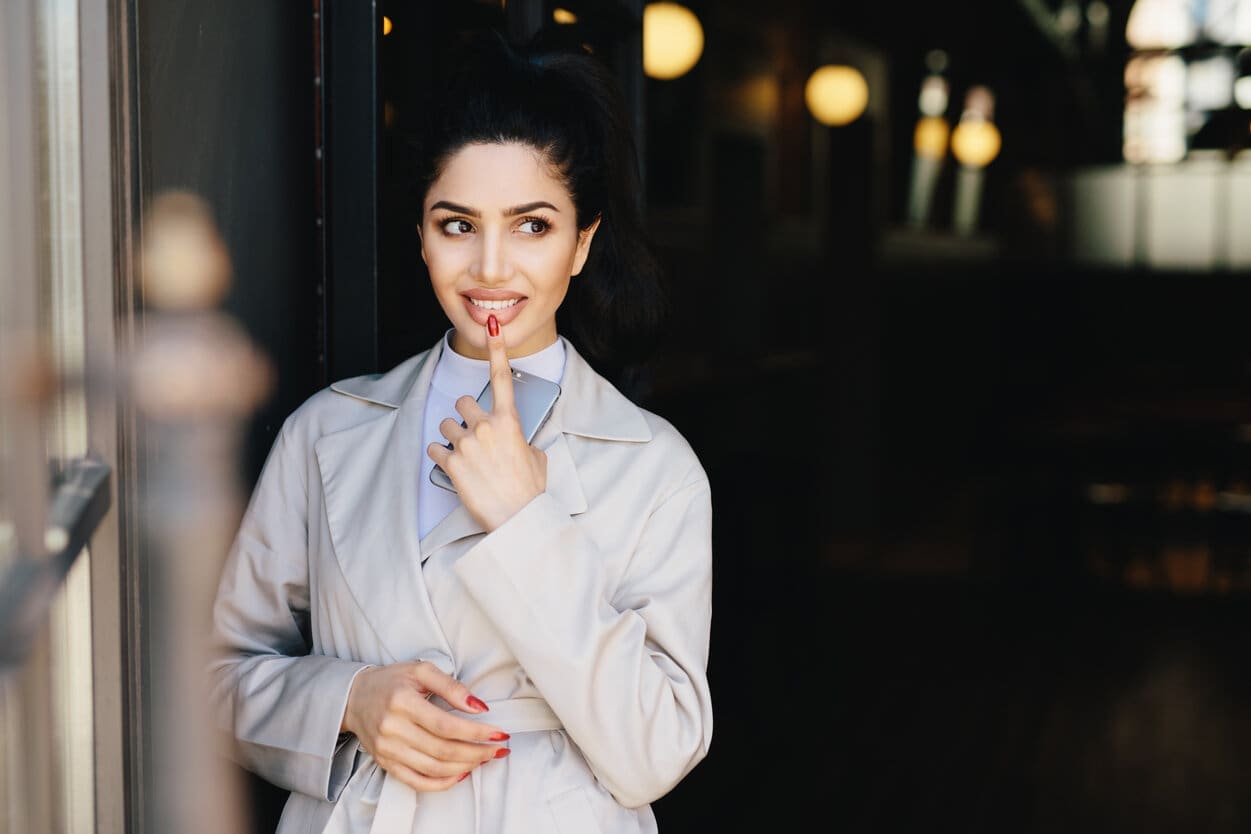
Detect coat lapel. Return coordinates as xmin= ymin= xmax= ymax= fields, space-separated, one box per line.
xmin=315 ymin=339 xmax=653 ymax=645
xmin=314 ymin=347 xmax=455 ymax=666
xmin=417 ymin=429 xmax=589 ymax=560
xmin=415 ymin=341 xmax=636 ymax=560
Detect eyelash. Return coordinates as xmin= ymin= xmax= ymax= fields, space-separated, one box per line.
xmin=518 ymin=216 xmax=551 ymax=235
xmin=439 ymin=218 xmax=474 ymax=236
xmin=434 ymin=216 xmax=552 ymax=237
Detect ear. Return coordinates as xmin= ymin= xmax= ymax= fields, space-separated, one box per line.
xmin=570 ymin=216 xmax=602 ymax=277
xmin=416 ymin=221 xmax=428 ymax=266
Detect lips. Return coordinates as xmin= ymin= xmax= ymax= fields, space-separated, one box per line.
xmin=460 ymin=291 xmax=529 ymax=327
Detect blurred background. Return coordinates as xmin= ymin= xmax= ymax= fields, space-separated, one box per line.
xmin=4 ymin=1 xmax=1251 ymax=833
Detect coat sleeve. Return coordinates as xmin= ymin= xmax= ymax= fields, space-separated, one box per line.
xmin=451 ymin=471 xmax=714 ymax=808
xmin=208 ymin=421 xmax=372 ymax=801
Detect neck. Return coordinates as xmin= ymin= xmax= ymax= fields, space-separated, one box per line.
xmin=449 ymin=326 xmax=559 ymax=360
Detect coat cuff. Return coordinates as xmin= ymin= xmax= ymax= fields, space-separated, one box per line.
xmin=326 ymin=664 xmax=373 ymax=801
xmin=233 ymin=656 xmax=372 ymax=801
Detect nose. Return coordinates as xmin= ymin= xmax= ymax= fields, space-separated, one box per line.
xmin=470 ymin=227 xmax=513 ymax=285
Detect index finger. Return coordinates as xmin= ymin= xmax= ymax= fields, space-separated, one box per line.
xmin=485 ymin=314 xmax=515 ymax=414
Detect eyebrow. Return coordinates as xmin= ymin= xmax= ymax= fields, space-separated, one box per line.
xmin=429 ymin=200 xmax=560 ymax=217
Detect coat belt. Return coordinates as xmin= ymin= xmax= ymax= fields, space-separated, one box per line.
xmin=366 ymin=697 xmax=563 ymax=834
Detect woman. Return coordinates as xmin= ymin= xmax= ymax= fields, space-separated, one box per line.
xmin=209 ymin=35 xmax=713 ymax=834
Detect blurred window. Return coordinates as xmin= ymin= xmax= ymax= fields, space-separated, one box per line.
xmin=1124 ymin=0 xmax=1251 ymax=162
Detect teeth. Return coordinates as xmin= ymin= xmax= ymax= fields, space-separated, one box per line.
xmin=469 ymin=298 xmax=520 ymax=310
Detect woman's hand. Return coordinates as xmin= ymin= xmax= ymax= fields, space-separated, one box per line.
xmin=427 ymin=316 xmax=548 ymax=531
xmin=341 ymin=661 xmax=510 ymax=792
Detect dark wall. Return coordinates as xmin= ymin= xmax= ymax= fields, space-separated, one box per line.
xmin=137 ymin=0 xmax=322 ymax=480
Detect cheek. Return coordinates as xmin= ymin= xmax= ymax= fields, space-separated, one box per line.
xmin=422 ymin=246 xmax=459 ymax=285
xmin=533 ymin=256 xmax=575 ymax=294
xmin=531 ymin=239 xmax=581 ymax=277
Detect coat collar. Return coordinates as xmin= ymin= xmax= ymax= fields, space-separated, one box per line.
xmin=329 ymin=336 xmax=653 ymax=443
xmin=314 ymin=337 xmax=651 ymax=663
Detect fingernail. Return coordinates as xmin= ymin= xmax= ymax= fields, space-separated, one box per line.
xmin=487 ymin=314 xmax=499 ymax=337
xmin=488 ymin=731 xmax=510 ymax=741
xmin=493 ymin=747 xmax=511 ymax=759
xmin=458 ymin=772 xmax=470 ymax=782
xmin=466 ymin=695 xmax=489 ymax=713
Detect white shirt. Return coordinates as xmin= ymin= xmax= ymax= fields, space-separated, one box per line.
xmin=417 ymin=330 xmax=567 ymax=539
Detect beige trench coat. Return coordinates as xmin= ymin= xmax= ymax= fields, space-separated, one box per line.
xmin=209 ymin=338 xmax=713 ymax=834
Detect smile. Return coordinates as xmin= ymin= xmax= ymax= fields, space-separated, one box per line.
xmin=460 ymin=293 xmax=529 ymax=328
xmin=468 ymin=297 xmax=521 ymax=310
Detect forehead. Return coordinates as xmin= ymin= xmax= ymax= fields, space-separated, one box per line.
xmin=427 ymin=142 xmax=571 ymax=209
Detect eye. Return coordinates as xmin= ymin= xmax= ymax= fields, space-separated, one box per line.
xmin=518 ymin=217 xmax=550 ymax=235
xmin=440 ymin=218 xmax=474 ymax=236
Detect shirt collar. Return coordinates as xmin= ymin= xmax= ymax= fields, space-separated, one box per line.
xmin=430 ymin=329 xmax=566 ymax=398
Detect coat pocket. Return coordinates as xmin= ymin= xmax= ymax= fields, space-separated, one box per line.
xmin=547 ymin=786 xmax=604 ymax=834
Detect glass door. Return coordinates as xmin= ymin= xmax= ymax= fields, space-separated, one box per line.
xmin=0 ymin=1 xmax=128 ymax=832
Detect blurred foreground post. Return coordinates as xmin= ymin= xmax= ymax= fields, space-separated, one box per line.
xmin=130 ymin=192 xmax=271 ymax=834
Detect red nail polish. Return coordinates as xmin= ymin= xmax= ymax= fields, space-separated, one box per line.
xmin=458 ymin=772 xmax=470 ymax=782
xmin=493 ymin=747 xmax=510 ymax=759
xmin=487 ymin=314 xmax=499 ymax=337
xmin=488 ymin=732 xmax=510 ymax=741
xmin=466 ymin=695 xmax=489 ymax=713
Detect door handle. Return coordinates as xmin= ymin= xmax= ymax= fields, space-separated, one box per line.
xmin=0 ymin=456 xmax=111 ymax=670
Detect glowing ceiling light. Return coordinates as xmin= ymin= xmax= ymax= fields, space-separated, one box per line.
xmin=951 ymin=86 xmax=1001 ymax=168
xmin=382 ymin=16 xmax=393 ymax=36
xmin=951 ymin=120 xmax=1002 ymax=168
xmin=804 ymin=65 xmax=869 ymax=126
xmin=553 ymin=8 xmax=577 ymax=24
xmin=643 ymin=3 xmax=704 ymax=80
xmin=913 ymin=116 xmax=950 ymax=160
xmin=918 ymin=75 xmax=949 ymax=118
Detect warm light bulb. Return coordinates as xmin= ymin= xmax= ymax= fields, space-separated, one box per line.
xmin=951 ymin=119 xmax=1001 ymax=167
xmin=918 ymin=75 xmax=949 ymax=118
xmin=643 ymin=3 xmax=704 ymax=80
xmin=382 ymin=16 xmax=393 ymax=36
xmin=914 ymin=116 xmax=950 ymax=159
xmin=804 ymin=65 xmax=869 ymax=127
xmin=553 ymin=8 xmax=577 ymax=24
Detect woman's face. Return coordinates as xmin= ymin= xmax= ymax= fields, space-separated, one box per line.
xmin=420 ymin=141 xmax=599 ymax=360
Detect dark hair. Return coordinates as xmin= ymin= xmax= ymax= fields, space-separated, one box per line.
xmin=412 ymin=34 xmax=666 ymax=379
